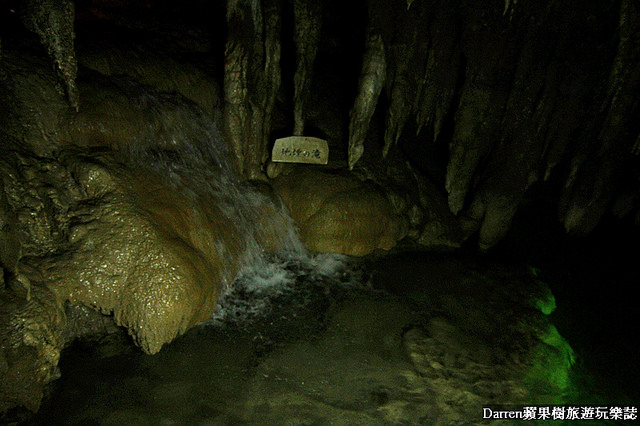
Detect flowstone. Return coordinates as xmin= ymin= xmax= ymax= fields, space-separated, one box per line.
xmin=0 ymin=145 xmax=247 ymax=413
xmin=272 ymin=166 xmax=408 ymax=256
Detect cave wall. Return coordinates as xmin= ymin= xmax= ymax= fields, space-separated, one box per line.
xmin=358 ymin=0 xmax=640 ymax=249
xmin=1 ymin=0 xmax=639 ymax=416
xmin=1 ymin=0 xmax=639 ymax=249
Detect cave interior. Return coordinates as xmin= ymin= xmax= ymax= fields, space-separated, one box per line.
xmin=1 ymin=0 xmax=639 ymax=423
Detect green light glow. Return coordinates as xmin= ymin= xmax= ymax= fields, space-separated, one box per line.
xmin=526 ymin=324 xmax=576 ymax=404
xmin=528 ymin=266 xmax=557 ymax=315
xmin=524 ymin=276 xmax=576 ymax=403
xmin=535 ymin=288 xmax=557 ymax=315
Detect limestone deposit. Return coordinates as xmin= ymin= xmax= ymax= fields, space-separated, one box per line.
xmin=1 ymin=0 xmax=638 ymax=420
xmin=272 ymin=166 xmax=408 ymax=256
xmin=0 ymin=143 xmax=249 ymax=412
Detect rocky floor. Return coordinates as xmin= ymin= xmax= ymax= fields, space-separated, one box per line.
xmin=17 ymin=251 xmax=613 ymax=426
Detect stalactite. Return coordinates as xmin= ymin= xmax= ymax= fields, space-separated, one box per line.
xmin=223 ymin=36 xmax=250 ymax=176
xmin=382 ymin=46 xmax=410 ymax=158
xmin=292 ymin=0 xmax=321 ymax=136
xmin=444 ymin=8 xmax=515 ymax=216
xmin=224 ymin=0 xmax=281 ymax=180
xmin=251 ymin=0 xmax=282 ymax=176
xmin=20 ymin=0 xmax=79 ymax=111
xmin=559 ymin=0 xmax=640 ymax=234
xmin=348 ymin=28 xmax=386 ymax=170
xmin=632 ymin=131 xmax=640 ymax=156
xmin=467 ymin=5 xmax=559 ymax=249
xmin=414 ymin=5 xmax=460 ymax=142
xmin=225 ymin=0 xmax=263 ymax=179
xmin=540 ymin=69 xmax=588 ymax=182
xmin=382 ymin=2 xmax=430 ymax=158
xmin=477 ymin=192 xmax=520 ymax=252
xmin=227 ymin=0 xmax=263 ymax=26
xmin=560 ymin=155 xmax=615 ymax=235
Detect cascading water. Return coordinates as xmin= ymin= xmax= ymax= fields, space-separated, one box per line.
xmin=108 ymin=77 xmax=310 ymax=289
xmin=2 ymin=71 xmax=635 ymax=426
xmin=99 ymin=78 xmax=366 ymax=330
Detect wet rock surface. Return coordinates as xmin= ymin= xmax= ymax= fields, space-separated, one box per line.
xmin=272 ymin=166 xmax=408 ymax=256
xmin=0 ymin=144 xmax=247 ymax=413
xmin=19 ymin=0 xmax=79 ymax=110
xmin=26 ymin=253 xmax=583 ymax=425
xmin=1 ymin=0 xmax=638 ymax=419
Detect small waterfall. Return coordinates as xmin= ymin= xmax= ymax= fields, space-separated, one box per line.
xmin=98 ymin=80 xmax=372 ymax=328
xmin=108 ymin=78 xmax=310 ymax=294
xmin=211 ymin=251 xmax=369 ymax=326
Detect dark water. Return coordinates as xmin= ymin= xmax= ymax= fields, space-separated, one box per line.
xmin=493 ymin=198 xmax=640 ymax=409
xmin=30 ymin=253 xmax=385 ymax=425
xmin=23 ymin=245 xmax=638 ymax=425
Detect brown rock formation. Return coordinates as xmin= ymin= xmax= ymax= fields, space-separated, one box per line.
xmin=19 ymin=0 xmax=79 ymax=111
xmin=0 ymin=34 xmax=291 ymax=415
xmin=0 ymin=144 xmax=248 ymax=411
xmin=272 ymin=166 xmax=408 ymax=256
xmin=224 ymin=0 xmax=282 ymax=179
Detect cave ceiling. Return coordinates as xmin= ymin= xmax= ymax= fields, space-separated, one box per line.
xmin=1 ymin=0 xmax=639 ymax=249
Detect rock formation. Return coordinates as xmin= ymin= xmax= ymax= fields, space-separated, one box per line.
xmin=348 ymin=26 xmax=385 ymax=170
xmin=349 ymin=0 xmax=640 ymax=249
xmin=272 ymin=166 xmax=408 ymax=256
xmin=1 ymin=0 xmax=639 ymax=417
xmin=3 ymin=0 xmax=637 ymax=248
xmin=0 ymin=145 xmax=241 ymax=411
xmin=19 ymin=0 xmax=79 ymax=111
xmin=224 ymin=0 xmax=282 ymax=179
xmin=0 ymin=32 xmax=292 ymax=414
xmin=292 ymin=0 xmax=321 ymax=136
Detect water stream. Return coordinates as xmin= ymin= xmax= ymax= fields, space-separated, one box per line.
xmin=9 ymin=79 xmax=638 ymax=426
xmin=107 ymin=76 xmax=309 ymax=286
xmin=27 ymin=247 xmax=638 ymax=425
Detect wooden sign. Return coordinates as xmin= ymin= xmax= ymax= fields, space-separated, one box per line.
xmin=271 ymin=136 xmax=329 ymax=165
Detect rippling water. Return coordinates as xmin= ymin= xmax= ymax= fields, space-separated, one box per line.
xmin=31 ymin=252 xmax=377 ymax=425
xmin=14 ymin=80 xmax=638 ymax=426
xmin=26 ymin=249 xmax=636 ymax=425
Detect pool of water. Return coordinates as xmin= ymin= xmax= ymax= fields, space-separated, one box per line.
xmin=26 ymin=250 xmax=637 ymax=425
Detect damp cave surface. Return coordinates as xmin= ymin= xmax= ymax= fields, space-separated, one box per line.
xmin=26 ymin=218 xmax=640 ymax=425
xmin=2 ymin=0 xmax=639 ymax=424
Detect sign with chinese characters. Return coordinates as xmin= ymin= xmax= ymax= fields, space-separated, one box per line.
xmin=271 ymin=136 xmax=329 ymax=165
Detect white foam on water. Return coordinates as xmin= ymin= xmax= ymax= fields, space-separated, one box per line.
xmin=204 ymin=249 xmax=367 ymax=327
xmin=113 ymin=79 xmax=309 ymax=284
xmin=306 ymin=252 xmax=352 ymax=277
xmin=110 ymin=80 xmax=365 ymax=325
